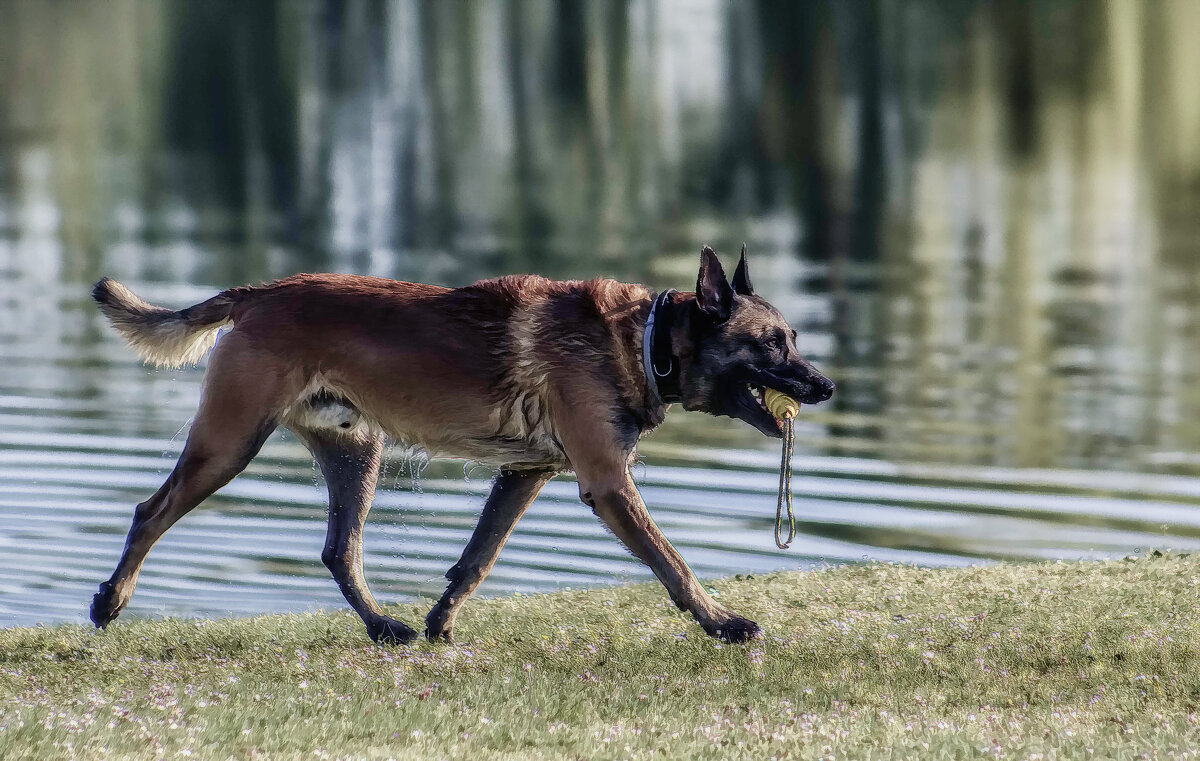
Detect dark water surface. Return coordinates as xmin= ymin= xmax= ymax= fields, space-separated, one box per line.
xmin=5 ymin=1 xmax=1200 ymax=626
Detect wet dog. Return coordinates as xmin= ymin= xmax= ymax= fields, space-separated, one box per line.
xmin=89 ymin=246 xmax=834 ymax=643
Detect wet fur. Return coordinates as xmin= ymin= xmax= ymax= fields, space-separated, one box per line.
xmin=88 ymin=248 xmax=832 ymax=645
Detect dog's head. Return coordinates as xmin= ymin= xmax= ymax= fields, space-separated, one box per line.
xmin=678 ymin=246 xmax=835 ymax=437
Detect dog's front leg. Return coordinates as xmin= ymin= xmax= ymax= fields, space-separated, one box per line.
xmin=550 ymin=382 xmax=760 ymax=643
xmin=580 ymin=471 xmax=761 ymax=643
xmin=425 ymin=468 xmax=555 ymax=643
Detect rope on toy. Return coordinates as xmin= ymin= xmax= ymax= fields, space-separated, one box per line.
xmin=763 ymin=389 xmax=799 ymax=550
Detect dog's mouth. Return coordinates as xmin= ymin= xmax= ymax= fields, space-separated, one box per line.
xmin=734 ymin=383 xmax=790 ymax=438
xmin=748 ymin=384 xmax=777 ymax=419
xmin=726 ymin=372 xmax=834 ymax=438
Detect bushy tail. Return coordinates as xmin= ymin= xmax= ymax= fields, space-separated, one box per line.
xmin=92 ymin=278 xmax=238 ymax=368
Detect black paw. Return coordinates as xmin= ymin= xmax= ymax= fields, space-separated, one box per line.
xmin=424 ymin=626 xmax=454 ymax=644
xmin=90 ymin=583 xmax=122 ymax=629
xmin=424 ymin=604 xmax=456 ymax=644
xmin=709 ymin=616 xmax=762 ymax=644
xmin=366 ymin=617 xmax=419 ymax=645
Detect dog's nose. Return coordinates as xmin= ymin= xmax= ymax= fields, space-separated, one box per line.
xmin=816 ymin=378 xmax=835 ymax=401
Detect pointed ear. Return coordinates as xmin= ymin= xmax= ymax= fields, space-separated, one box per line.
xmin=731 ymin=243 xmax=754 ymax=296
xmin=695 ymin=245 xmax=733 ymax=322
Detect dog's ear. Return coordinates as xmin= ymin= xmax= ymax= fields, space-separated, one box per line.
xmin=731 ymin=244 xmax=754 ymax=296
xmin=696 ymin=245 xmax=733 ymax=323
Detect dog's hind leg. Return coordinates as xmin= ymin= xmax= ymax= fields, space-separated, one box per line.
xmin=425 ymin=468 xmax=554 ymax=642
xmin=91 ymin=336 xmax=290 ymax=628
xmin=300 ymin=429 xmax=417 ymax=644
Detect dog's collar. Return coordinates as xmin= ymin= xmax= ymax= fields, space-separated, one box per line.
xmin=643 ymin=289 xmax=682 ymax=405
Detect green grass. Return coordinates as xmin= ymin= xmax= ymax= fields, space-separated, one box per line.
xmin=4 ymin=556 xmax=1200 ymax=759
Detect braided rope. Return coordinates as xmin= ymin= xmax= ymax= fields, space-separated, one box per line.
xmin=775 ymin=417 xmax=796 ymax=549
xmin=763 ymin=389 xmax=799 ymax=550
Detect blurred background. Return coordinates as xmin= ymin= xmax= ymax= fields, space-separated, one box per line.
xmin=4 ymin=0 xmax=1200 ymax=626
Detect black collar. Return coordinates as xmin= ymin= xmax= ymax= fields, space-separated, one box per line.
xmin=644 ymin=289 xmax=683 ymax=404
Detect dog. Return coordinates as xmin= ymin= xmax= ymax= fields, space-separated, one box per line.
xmin=89 ymin=246 xmax=834 ymax=644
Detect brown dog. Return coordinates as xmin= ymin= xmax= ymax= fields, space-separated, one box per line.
xmin=89 ymin=246 xmax=833 ymax=644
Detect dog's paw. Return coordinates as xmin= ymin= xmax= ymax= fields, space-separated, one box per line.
xmin=366 ymin=617 xmax=419 ymax=645
xmin=709 ymin=616 xmax=762 ymax=644
xmin=423 ymin=604 xmax=456 ymax=644
xmin=90 ymin=583 xmax=123 ymax=629
xmin=424 ymin=626 xmax=454 ymax=644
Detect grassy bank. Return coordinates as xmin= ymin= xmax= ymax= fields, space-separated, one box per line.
xmin=3 ymin=556 xmax=1200 ymax=760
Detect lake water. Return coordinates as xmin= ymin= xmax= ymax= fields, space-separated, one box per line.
xmin=5 ymin=0 xmax=1200 ymax=627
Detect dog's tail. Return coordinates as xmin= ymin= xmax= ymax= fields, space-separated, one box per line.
xmin=92 ymin=278 xmax=240 ymax=368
